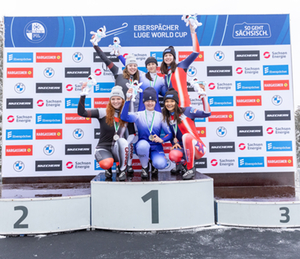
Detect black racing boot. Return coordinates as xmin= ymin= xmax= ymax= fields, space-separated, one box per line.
xmin=118 ymin=170 xmax=126 ymax=181
xmin=141 ymin=164 xmax=149 ymax=179
xmin=127 ymin=165 xmax=134 ymax=175
xmin=171 ymin=163 xmax=182 ymax=174
xmin=105 ymin=167 xmax=112 ymax=178
xmin=182 ymin=167 xmax=195 ymax=180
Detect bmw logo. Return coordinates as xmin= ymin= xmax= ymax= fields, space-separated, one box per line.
xmin=13 ymin=161 xmax=25 ymax=172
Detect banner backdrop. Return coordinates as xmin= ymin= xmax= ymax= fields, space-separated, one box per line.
xmin=2 ymin=14 xmax=295 ymax=179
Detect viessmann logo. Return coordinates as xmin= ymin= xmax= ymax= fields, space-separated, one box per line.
xmin=65 ymin=113 xmax=91 ymax=124
xmin=36 ymin=129 xmax=62 ymax=140
xmin=263 ymin=80 xmax=289 ymax=91
xmin=7 ymin=68 xmax=33 ymax=78
xmin=36 ymin=52 xmax=62 ymax=63
xmin=236 ymin=96 xmax=262 ymax=106
xmin=5 ymin=145 xmax=33 ymax=156
xmin=208 ymin=111 xmax=234 ymax=122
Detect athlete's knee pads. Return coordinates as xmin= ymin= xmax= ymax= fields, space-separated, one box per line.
xmin=98 ymin=158 xmax=114 ymax=170
xmin=169 ymin=149 xmax=184 ymax=163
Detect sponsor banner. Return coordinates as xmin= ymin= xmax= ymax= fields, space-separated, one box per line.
xmin=207 ymin=66 xmax=232 ymax=77
xmin=263 ymin=80 xmax=289 ymax=91
xmin=208 ymin=96 xmax=233 ymax=107
xmin=7 ymin=68 xmax=33 ymax=78
xmin=196 ymin=127 xmax=206 ymax=137
xmin=266 ymin=141 xmax=293 ymax=152
xmin=208 ymin=82 xmax=233 ymax=91
xmin=234 ymin=50 xmax=260 ymax=61
xmin=94 ymin=98 xmax=110 ymax=108
xmin=266 ymin=156 xmax=293 ymax=167
xmin=266 ymin=127 xmax=291 ymax=135
xmin=195 ymin=158 xmax=207 ymax=168
xmin=209 ymin=142 xmax=235 ymax=153
xmin=235 ymin=81 xmax=261 ymax=91
xmin=36 ymin=52 xmax=62 ymax=62
xmin=263 ymin=65 xmax=289 ymax=75
xmin=7 ymin=115 xmax=33 ymax=124
xmin=236 ymin=96 xmax=262 ymax=106
xmin=36 ymin=113 xmax=63 ymax=124
xmin=65 ymin=67 xmax=91 ymax=78
xmin=238 ymin=142 xmax=263 ymax=151
xmin=237 ymin=126 xmax=263 ymax=137
xmin=162 ymin=143 xmax=172 ymax=154
xmin=6 ymin=129 xmax=33 ymax=140
xmin=36 ymin=83 xmax=63 ymax=93
xmin=35 ymin=160 xmax=63 ymax=171
xmin=208 ymin=111 xmax=234 ymax=122
xmin=6 ymin=145 xmax=33 ymax=156
xmin=178 ymin=51 xmax=204 ymax=62
xmin=65 ymin=144 xmax=92 ymax=155
xmin=65 ymin=113 xmax=91 ymax=124
xmin=7 ymin=52 xmax=33 ymax=63
xmin=36 ymin=129 xmax=62 ymax=140
xmin=94 ymin=52 xmax=119 ymax=63
xmin=6 ymin=98 xmax=33 ymax=109
xmin=265 ymin=110 xmax=291 ymax=121
xmin=233 ymin=22 xmax=271 ymax=39
xmin=65 ymin=98 xmax=91 ymax=109
xmin=238 ymin=157 xmax=265 ymax=168
xmin=94 ymin=82 xmax=115 ymax=93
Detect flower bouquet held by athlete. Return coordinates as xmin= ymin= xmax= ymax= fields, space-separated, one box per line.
xmin=121 ymin=87 xmax=173 ymax=179
xmin=160 ymin=18 xmax=202 ymax=107
xmin=77 ymin=83 xmax=134 ymax=181
xmin=161 ymin=87 xmax=211 ymax=180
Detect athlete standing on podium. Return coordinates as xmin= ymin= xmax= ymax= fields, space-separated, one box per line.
xmin=78 ymin=84 xmax=133 ymax=181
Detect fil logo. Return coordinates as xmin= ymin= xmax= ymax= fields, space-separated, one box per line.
xmin=211 ymin=159 xmax=218 ymax=167
xmin=272 ymin=95 xmax=283 ymax=106
xmin=14 ymin=83 xmax=26 ymax=94
xmin=44 ymin=67 xmax=55 ymax=78
xmin=216 ymin=126 xmax=227 ymax=137
xmin=66 ymin=161 xmax=74 ymax=169
xmin=214 ymin=51 xmax=225 ymax=61
xmin=244 ymin=111 xmax=255 ymax=121
xmin=43 ymin=144 xmax=55 ymax=155
xmin=236 ymin=67 xmax=243 ymax=74
xmin=13 ymin=161 xmax=25 ymax=172
xmin=239 ymin=143 xmax=246 ymax=150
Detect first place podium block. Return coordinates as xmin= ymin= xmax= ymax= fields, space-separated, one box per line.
xmin=91 ymin=171 xmax=215 ymax=231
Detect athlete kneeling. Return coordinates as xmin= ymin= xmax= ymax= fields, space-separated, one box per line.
xmin=121 ymin=87 xmax=172 ymax=179
xmin=162 ymin=88 xmax=211 ymax=180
